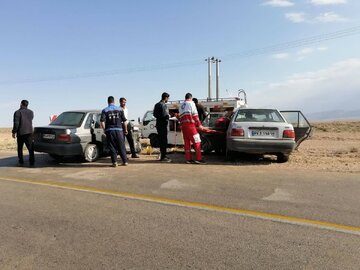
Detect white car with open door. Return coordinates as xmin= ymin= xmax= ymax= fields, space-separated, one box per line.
xmin=226 ymin=108 xmax=312 ymax=162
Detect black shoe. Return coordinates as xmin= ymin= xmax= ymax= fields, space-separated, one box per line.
xmin=186 ymin=160 xmax=195 ymax=164
xmin=131 ymin=154 xmax=139 ymax=158
xmin=29 ymin=163 xmax=35 ymax=167
xmin=160 ymin=157 xmax=172 ymax=163
xmin=17 ymin=162 xmax=24 ymax=167
xmin=194 ymin=160 xmax=206 ymax=164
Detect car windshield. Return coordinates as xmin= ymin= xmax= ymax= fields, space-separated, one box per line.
xmin=50 ymin=112 xmax=85 ymax=127
xmin=234 ymin=109 xmax=285 ymax=123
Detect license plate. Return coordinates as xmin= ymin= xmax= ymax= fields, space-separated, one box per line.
xmin=251 ymin=130 xmax=276 ymax=137
xmin=42 ymin=134 xmax=55 ymax=140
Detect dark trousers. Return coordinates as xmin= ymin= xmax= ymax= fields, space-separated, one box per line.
xmin=106 ymin=130 xmax=127 ymax=164
xmin=156 ymin=123 xmax=168 ymax=159
xmin=17 ymin=133 xmax=35 ymax=164
xmin=125 ymin=122 xmax=136 ymax=155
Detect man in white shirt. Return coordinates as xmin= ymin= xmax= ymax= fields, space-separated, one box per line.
xmin=119 ymin=97 xmax=139 ymax=158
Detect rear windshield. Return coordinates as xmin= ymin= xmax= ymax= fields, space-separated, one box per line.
xmin=50 ymin=112 xmax=85 ymax=127
xmin=234 ymin=109 xmax=285 ymax=123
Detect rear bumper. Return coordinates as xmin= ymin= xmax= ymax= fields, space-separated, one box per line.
xmin=226 ymin=138 xmax=295 ymax=154
xmin=34 ymin=142 xmax=84 ymax=156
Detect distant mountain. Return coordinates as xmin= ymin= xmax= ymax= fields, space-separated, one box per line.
xmin=307 ymin=110 xmax=360 ymax=121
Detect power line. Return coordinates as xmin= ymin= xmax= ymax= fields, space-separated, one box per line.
xmin=1 ymin=25 xmax=360 ymax=86
xmin=221 ymin=26 xmax=360 ymax=60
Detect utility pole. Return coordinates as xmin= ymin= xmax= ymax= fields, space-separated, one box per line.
xmin=205 ymin=56 xmax=215 ymax=100
xmin=205 ymin=56 xmax=221 ymax=101
xmin=215 ymin=58 xmax=221 ymax=101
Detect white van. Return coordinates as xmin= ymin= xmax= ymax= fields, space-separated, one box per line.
xmin=140 ymin=97 xmax=246 ymax=152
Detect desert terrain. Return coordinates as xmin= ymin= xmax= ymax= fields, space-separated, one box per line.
xmin=1 ymin=121 xmax=359 ymax=173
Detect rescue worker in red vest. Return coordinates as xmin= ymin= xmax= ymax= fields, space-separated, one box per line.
xmin=179 ymin=93 xmax=206 ymax=164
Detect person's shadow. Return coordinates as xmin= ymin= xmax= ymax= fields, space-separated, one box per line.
xmin=0 ymin=152 xmax=275 ymax=168
xmin=0 ymin=153 xmax=111 ymax=168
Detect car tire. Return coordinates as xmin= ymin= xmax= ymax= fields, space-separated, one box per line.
xmin=84 ymin=143 xmax=100 ymax=162
xmin=149 ymin=134 xmax=160 ymax=148
xmin=277 ymin=153 xmax=289 ymax=163
xmin=201 ymin=135 xmax=213 ymax=154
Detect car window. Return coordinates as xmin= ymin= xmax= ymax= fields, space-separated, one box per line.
xmin=95 ymin=114 xmax=101 ymax=128
xmin=144 ymin=111 xmax=155 ymax=122
xmin=202 ymin=112 xmax=226 ymax=128
xmin=84 ymin=113 xmax=101 ymax=129
xmin=281 ymin=111 xmax=310 ymax=128
xmin=143 ymin=111 xmax=156 ymax=126
xmin=50 ymin=112 xmax=85 ymax=127
xmin=84 ymin=114 xmax=93 ymax=129
xmin=234 ymin=109 xmax=285 ymax=123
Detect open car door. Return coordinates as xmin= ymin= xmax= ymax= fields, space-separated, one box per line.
xmin=280 ymin=111 xmax=313 ymax=149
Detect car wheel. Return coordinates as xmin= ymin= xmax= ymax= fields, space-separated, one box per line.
xmin=84 ymin=143 xmax=100 ymax=162
xmin=277 ymin=153 xmax=289 ymax=163
xmin=149 ymin=134 xmax=160 ymax=148
xmin=201 ymin=135 xmax=213 ymax=154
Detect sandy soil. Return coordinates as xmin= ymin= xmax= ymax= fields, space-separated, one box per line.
xmin=0 ymin=128 xmax=17 ymax=151
xmin=1 ymin=121 xmax=359 ymax=173
xmin=282 ymin=121 xmax=360 ymax=173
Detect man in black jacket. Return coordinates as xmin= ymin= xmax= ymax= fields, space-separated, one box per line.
xmin=153 ymin=92 xmax=171 ymax=162
xmin=193 ymin=98 xmax=207 ymax=123
xmin=12 ymin=100 xmax=35 ymax=166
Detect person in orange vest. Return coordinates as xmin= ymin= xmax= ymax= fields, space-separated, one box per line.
xmin=179 ymin=93 xmax=206 ymax=164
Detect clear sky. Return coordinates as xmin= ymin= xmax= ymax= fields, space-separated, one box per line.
xmin=1 ymin=0 xmax=359 ymax=127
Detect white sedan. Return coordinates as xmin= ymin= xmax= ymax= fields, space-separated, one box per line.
xmin=226 ymin=108 xmax=312 ymax=162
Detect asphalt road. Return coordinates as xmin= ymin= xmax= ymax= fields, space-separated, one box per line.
xmin=0 ymin=152 xmax=359 ymax=269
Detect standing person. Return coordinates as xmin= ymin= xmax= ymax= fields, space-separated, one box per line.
xmin=179 ymin=93 xmax=205 ymax=164
xmin=153 ymin=92 xmax=171 ymax=162
xmin=100 ymin=96 xmax=128 ymax=167
xmin=12 ymin=100 xmax=35 ymax=166
xmin=192 ymin=98 xmax=207 ymax=123
xmin=119 ymin=97 xmax=139 ymax=158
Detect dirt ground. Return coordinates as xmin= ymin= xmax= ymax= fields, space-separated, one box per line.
xmin=281 ymin=121 xmax=360 ymax=173
xmin=1 ymin=121 xmax=359 ymax=173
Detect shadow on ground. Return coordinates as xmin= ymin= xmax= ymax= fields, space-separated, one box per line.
xmin=0 ymin=151 xmax=278 ymax=168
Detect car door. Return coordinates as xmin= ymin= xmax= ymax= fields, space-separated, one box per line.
xmin=90 ymin=113 xmax=103 ymax=142
xmin=280 ymin=111 xmax=313 ymax=149
xmin=168 ymin=118 xmax=184 ymax=146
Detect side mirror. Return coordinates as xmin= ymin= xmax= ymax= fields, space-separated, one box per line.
xmin=138 ymin=117 xmax=142 ymax=124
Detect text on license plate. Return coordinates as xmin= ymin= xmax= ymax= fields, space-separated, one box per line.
xmin=251 ymin=130 xmax=276 ymax=137
xmin=42 ymin=134 xmax=55 ymax=139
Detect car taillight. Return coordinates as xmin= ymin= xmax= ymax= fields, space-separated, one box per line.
xmin=57 ymin=134 xmax=71 ymax=142
xmin=283 ymin=130 xmax=295 ymax=139
xmin=231 ymin=128 xmax=244 ymax=136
